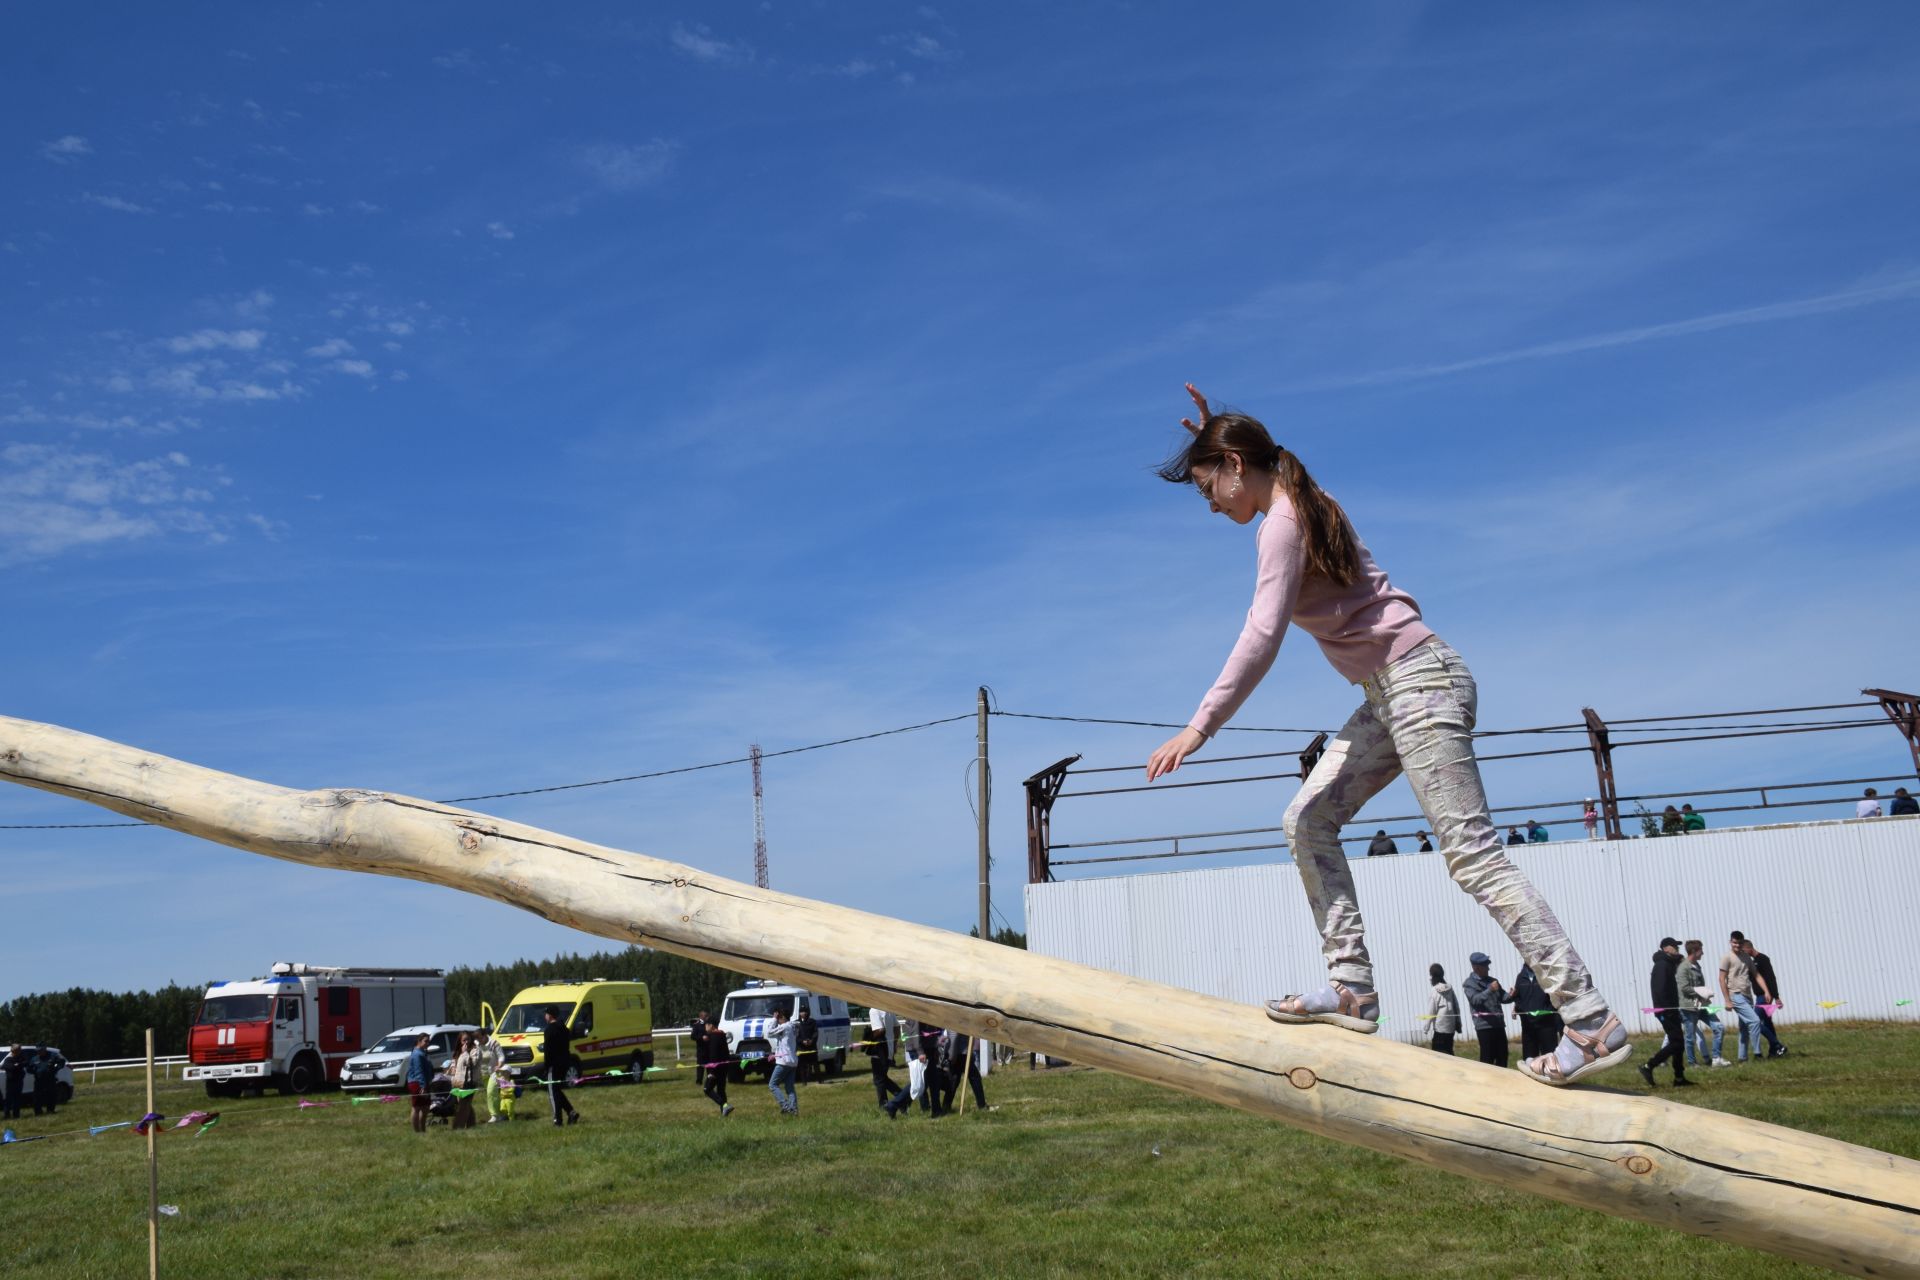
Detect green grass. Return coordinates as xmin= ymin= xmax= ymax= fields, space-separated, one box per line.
xmin=6 ymin=1023 xmax=1917 ymax=1278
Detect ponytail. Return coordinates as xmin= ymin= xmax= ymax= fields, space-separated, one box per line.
xmin=1158 ymin=409 xmax=1362 ymax=587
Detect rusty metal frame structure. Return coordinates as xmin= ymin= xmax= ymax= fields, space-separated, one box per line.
xmin=1582 ymin=707 xmax=1625 ymax=840
xmin=1024 ymin=694 xmax=1920 ymax=882
xmin=1865 ymin=687 xmax=1920 ymax=777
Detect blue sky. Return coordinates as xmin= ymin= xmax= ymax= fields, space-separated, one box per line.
xmin=5 ymin=5 xmax=1918 ymax=1001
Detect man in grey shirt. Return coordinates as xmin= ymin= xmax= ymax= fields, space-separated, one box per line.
xmin=1678 ymin=940 xmax=1729 ymax=1068
xmin=1718 ymin=930 xmax=1765 ymax=1062
xmin=1461 ymin=951 xmax=1513 ymax=1068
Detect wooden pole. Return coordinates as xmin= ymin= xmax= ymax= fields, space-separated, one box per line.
xmin=2 ymin=715 xmax=1916 ymax=1277
xmin=146 ymin=1026 xmax=159 ymax=1280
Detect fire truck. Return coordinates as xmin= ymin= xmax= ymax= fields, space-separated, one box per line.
xmin=184 ymin=962 xmax=446 ymax=1098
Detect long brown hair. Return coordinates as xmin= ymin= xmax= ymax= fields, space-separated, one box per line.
xmin=1157 ymin=411 xmax=1362 ymax=586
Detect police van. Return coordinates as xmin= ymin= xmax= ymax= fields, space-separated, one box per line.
xmin=717 ymin=981 xmax=852 ymax=1078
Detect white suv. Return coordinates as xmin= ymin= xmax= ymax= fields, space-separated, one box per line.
xmin=340 ymin=1024 xmax=478 ymax=1092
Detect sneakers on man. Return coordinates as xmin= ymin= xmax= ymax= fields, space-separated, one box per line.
xmin=1519 ymin=1013 xmax=1631 ymax=1087
xmin=1264 ymin=981 xmax=1381 ymax=1034
xmin=1672 ymin=1078 xmax=1696 ymax=1087
xmin=1637 ymin=1063 xmax=1656 ymax=1088
xmin=721 ymin=1103 xmax=733 ymax=1117
xmin=1710 ymin=1056 xmax=1732 ymax=1068
xmin=1770 ymin=1045 xmax=1789 ymax=1059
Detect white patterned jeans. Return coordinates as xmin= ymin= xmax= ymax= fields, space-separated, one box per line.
xmin=1282 ymin=639 xmax=1608 ymax=1023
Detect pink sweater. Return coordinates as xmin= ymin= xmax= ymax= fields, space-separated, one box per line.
xmin=1189 ymin=497 xmax=1435 ymax=738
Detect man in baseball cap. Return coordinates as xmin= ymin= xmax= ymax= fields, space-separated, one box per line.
xmin=1461 ymin=952 xmax=1511 ymax=1067
xmin=1639 ymin=937 xmax=1693 ymax=1088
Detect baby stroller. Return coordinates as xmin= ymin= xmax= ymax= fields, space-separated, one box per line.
xmin=427 ymin=1073 xmax=457 ymax=1123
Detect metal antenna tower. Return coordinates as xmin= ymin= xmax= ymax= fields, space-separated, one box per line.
xmin=750 ymin=743 xmax=769 ymax=889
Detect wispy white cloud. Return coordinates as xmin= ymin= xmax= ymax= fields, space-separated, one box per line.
xmin=302 ymin=202 xmax=333 ymax=216
xmin=1294 ymin=275 xmax=1920 ymax=392
xmin=333 ymin=358 xmax=375 ymax=378
xmin=432 ymin=49 xmax=482 ymax=72
xmin=82 ymin=192 xmax=151 ymax=214
xmin=42 ymin=135 xmax=92 ymax=163
xmin=670 ymin=23 xmax=753 ymax=65
xmin=0 ymin=443 xmax=228 ymax=565
xmin=349 ymin=199 xmax=384 ymax=213
xmin=487 ymin=220 xmax=515 ymax=240
xmin=143 ymin=362 xmax=300 ymax=401
xmin=578 ymin=140 xmax=680 ymax=190
xmin=166 ymin=328 xmax=265 ymax=354
xmin=305 ymin=337 xmax=354 ymax=358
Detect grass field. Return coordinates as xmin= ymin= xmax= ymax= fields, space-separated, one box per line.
xmin=6 ymin=1022 xmax=1917 ymax=1278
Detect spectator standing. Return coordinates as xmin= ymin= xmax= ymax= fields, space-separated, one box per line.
xmin=1367 ymin=830 xmax=1397 ymax=856
xmin=1679 ymin=940 xmax=1730 ymax=1069
xmin=866 ymin=1014 xmax=899 ymax=1107
xmin=795 ymin=1004 xmax=818 ymax=1084
xmin=766 ymin=1007 xmax=800 ymax=1116
xmin=541 ymin=1006 xmax=581 ymax=1127
xmin=687 ymin=1010 xmax=709 ymax=1087
xmin=940 ymin=1029 xmax=988 ymax=1113
xmin=1661 ymin=806 xmax=1685 ymax=836
xmin=1718 ymin=932 xmax=1765 ymax=1062
xmin=482 ymin=1029 xmax=513 ymax=1122
xmin=404 ymin=1032 xmax=434 ymax=1134
xmin=701 ymin=1024 xmax=733 ymax=1117
xmin=1638 ymin=938 xmax=1694 ymax=1088
xmin=1856 ymin=788 xmax=1883 ymax=819
xmin=1462 ymin=952 xmax=1513 ymax=1068
xmin=1512 ymin=964 xmax=1561 ymax=1062
xmin=1681 ymin=804 xmax=1706 ymax=833
xmin=449 ymin=1031 xmax=481 ymax=1130
xmin=1416 ymin=831 xmax=1433 ymax=853
xmin=1526 ymin=820 xmax=1549 ymax=844
xmin=1741 ymin=938 xmax=1789 ymax=1059
xmin=1892 ymin=787 xmax=1919 ymax=816
xmin=1582 ymin=801 xmax=1599 ymax=841
xmin=35 ymin=1050 xmax=63 ymax=1115
xmin=1425 ymin=964 xmax=1461 ymax=1055
xmin=2 ymin=1045 xmax=24 ymax=1121
xmin=1505 ymin=827 xmax=1525 ymax=847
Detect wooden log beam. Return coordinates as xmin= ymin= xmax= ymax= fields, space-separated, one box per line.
xmin=3 ymin=715 xmax=1916 ymax=1277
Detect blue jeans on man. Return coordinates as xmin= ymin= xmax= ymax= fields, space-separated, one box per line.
xmin=1728 ymin=994 xmax=1768 ymax=1061
xmin=767 ymin=1063 xmax=798 ymax=1114
xmin=1681 ymin=1009 xmax=1723 ymax=1064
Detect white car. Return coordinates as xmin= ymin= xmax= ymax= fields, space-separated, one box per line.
xmin=717 ymin=982 xmax=852 ymax=1078
xmin=0 ymin=1045 xmax=74 ymax=1107
xmin=339 ymin=1024 xmax=478 ymax=1092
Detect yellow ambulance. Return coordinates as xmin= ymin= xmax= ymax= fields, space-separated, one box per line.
xmin=486 ymin=979 xmax=654 ymax=1083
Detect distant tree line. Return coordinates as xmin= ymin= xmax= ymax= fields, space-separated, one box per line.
xmin=1 ymin=929 xmax=1028 ymax=1059
xmin=0 ymin=985 xmax=204 ymax=1061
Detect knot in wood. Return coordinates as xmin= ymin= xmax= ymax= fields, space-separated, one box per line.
xmin=673 ymin=877 xmax=688 ymax=888
xmin=680 ymin=914 xmax=691 ymax=923
xmin=1286 ymin=1067 xmax=1318 ymax=1090
xmin=1623 ymin=1155 xmax=1654 ymax=1176
xmin=984 ymin=1016 xmax=1000 ymax=1029
xmin=458 ymin=830 xmax=481 ymax=853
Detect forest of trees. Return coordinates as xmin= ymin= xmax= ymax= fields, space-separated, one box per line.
xmin=0 ymin=930 xmax=1026 ymax=1060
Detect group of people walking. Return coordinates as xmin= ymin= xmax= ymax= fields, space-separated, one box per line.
xmin=868 ymin=1013 xmax=988 ymax=1119
xmin=401 ymin=1006 xmax=581 ymax=1134
xmin=1424 ymin=929 xmax=1790 ymax=1086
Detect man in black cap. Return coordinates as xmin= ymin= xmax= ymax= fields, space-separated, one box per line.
xmin=1638 ymin=938 xmax=1694 ymax=1088
xmin=541 ymin=1006 xmax=581 ymax=1127
xmin=1461 ymin=952 xmax=1512 ymax=1067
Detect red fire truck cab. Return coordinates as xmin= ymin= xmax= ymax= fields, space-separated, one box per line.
xmin=185 ymin=962 xmax=445 ymax=1098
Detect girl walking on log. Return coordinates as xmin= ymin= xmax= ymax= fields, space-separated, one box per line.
xmin=1144 ymin=385 xmax=1629 ymax=1087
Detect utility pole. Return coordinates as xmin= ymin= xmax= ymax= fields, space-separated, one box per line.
xmin=977 ymin=687 xmax=991 ymax=943
xmin=750 ymin=743 xmax=769 ymax=890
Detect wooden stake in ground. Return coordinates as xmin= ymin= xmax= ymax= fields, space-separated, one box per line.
xmin=3 ymin=715 xmax=1917 ymax=1279
xmin=146 ymin=1026 xmax=158 ymax=1280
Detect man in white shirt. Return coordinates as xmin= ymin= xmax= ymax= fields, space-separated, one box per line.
xmin=1856 ymin=788 xmax=1883 ymax=819
xmin=765 ymin=1007 xmax=800 ymax=1117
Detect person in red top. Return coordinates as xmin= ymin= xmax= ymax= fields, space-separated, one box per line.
xmin=1146 ymin=386 xmax=1627 ymax=1087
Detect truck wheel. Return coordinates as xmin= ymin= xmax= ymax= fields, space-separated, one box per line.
xmin=628 ymin=1051 xmax=646 ymax=1083
xmin=272 ymin=1072 xmax=292 ymax=1097
xmin=286 ymin=1054 xmax=322 ymax=1095
xmin=204 ymin=1082 xmax=224 ymax=1100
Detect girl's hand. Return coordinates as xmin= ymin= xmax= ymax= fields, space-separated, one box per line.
xmin=1146 ymin=726 xmax=1207 ymax=781
xmin=1180 ymin=382 xmax=1211 ymax=436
